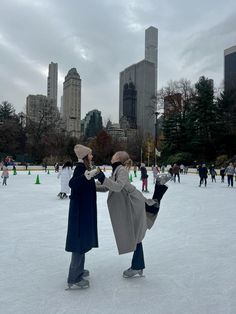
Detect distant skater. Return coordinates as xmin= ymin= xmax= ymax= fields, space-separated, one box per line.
xmin=140 ymin=163 xmax=149 ymax=192
xmin=210 ymin=166 xmax=217 ymax=183
xmin=220 ymin=167 xmax=225 ymax=183
xmin=172 ymin=164 xmax=180 ymax=183
xmin=198 ymin=164 xmax=208 ymax=187
xmin=225 ymin=163 xmax=235 ymax=187
xmin=57 ymin=161 xmax=73 ymax=199
xmin=1 ymin=166 xmax=9 ymax=186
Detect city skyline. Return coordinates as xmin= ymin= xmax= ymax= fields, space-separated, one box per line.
xmin=0 ymin=0 xmax=236 ymax=122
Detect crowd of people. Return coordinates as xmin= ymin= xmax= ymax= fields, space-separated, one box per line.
xmin=1 ymin=150 xmax=236 ymax=292
xmin=197 ymin=163 xmax=236 ymax=187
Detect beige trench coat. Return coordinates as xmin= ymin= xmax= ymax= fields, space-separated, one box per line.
xmin=96 ymin=165 xmax=159 ymax=254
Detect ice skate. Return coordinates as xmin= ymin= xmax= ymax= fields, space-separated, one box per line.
xmin=123 ymin=267 xmax=143 ymax=278
xmin=57 ymin=192 xmax=63 ymax=199
xmin=62 ymin=193 xmax=68 ymax=199
xmin=83 ymin=269 xmax=90 ymax=277
xmin=65 ymin=278 xmax=89 ymax=290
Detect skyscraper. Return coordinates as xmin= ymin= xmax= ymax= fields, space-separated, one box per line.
xmin=224 ymin=45 xmax=236 ymax=93
xmin=47 ymin=62 xmax=58 ymax=106
xmin=63 ymin=68 xmax=81 ymax=138
xmin=145 ymin=26 xmax=158 ymax=93
xmin=81 ymin=109 xmax=103 ymax=138
xmin=119 ymin=26 xmax=158 ymax=137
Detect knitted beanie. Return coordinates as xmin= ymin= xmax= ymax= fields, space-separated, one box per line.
xmin=74 ymin=144 xmax=92 ymax=159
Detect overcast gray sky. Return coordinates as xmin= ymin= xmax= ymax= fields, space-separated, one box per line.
xmin=0 ymin=0 xmax=236 ymax=122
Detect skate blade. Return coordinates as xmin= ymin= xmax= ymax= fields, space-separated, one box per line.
xmin=65 ymin=284 xmax=89 ymax=290
xmin=123 ymin=274 xmax=145 ymax=279
xmin=123 ymin=272 xmax=144 ymax=278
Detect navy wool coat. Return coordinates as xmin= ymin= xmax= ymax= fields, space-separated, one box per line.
xmin=65 ymin=163 xmax=98 ymax=254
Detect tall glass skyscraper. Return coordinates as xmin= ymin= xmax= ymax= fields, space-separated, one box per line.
xmin=224 ymin=45 xmax=236 ymax=93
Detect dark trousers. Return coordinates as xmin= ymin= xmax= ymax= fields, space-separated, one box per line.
xmin=221 ymin=175 xmax=225 ymax=183
xmin=227 ymin=175 xmax=233 ymax=187
xmin=174 ymin=173 xmax=180 ymax=183
xmin=67 ymin=252 xmax=85 ymax=284
xmin=131 ymin=242 xmax=145 ymax=270
xmin=2 ymin=177 xmax=7 ymax=185
xmin=199 ymin=177 xmax=207 ymax=186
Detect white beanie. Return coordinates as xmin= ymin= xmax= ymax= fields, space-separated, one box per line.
xmin=74 ymin=144 xmax=92 ymax=159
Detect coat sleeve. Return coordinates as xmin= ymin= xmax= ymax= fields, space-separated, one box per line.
xmin=69 ymin=167 xmax=87 ymax=189
xmin=102 ymin=167 xmax=128 ymax=192
xmin=96 ymin=182 xmax=109 ymax=192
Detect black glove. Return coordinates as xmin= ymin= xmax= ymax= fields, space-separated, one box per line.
xmin=94 ymin=171 xmax=105 ymax=184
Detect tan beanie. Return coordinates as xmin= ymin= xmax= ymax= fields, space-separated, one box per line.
xmin=74 ymin=144 xmax=92 ymax=159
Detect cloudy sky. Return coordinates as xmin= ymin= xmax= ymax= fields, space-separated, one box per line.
xmin=0 ymin=0 xmax=236 ymax=122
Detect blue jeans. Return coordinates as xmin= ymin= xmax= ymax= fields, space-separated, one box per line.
xmin=227 ymin=175 xmax=233 ymax=187
xmin=67 ymin=252 xmax=85 ymax=284
xmin=131 ymin=242 xmax=145 ymax=270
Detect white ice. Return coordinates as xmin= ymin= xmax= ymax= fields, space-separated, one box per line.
xmin=0 ymin=170 xmax=236 ymax=314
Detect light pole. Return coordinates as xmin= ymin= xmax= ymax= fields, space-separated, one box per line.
xmin=154 ymin=111 xmax=159 ymax=166
xmin=151 ymin=94 xmax=162 ymax=166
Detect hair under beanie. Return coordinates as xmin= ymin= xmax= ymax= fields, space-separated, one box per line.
xmin=74 ymin=144 xmax=92 ymax=159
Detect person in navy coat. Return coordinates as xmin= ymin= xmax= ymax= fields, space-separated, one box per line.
xmin=65 ymin=144 xmax=98 ymax=290
xmin=198 ymin=163 xmax=208 ymax=187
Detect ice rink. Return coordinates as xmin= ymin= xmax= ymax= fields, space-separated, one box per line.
xmin=0 ymin=170 xmax=235 ymax=314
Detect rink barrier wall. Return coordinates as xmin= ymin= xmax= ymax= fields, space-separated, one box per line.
xmin=4 ymin=166 xmax=214 ymax=175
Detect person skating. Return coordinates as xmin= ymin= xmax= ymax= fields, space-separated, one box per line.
xmin=65 ymin=144 xmax=98 ymax=290
xmin=54 ymin=163 xmax=59 ymax=173
xmin=209 ymin=165 xmax=217 ymax=183
xmin=168 ymin=165 xmax=173 ymax=179
xmin=1 ymin=166 xmax=9 ymax=186
xmin=172 ymin=164 xmax=180 ymax=183
xmin=133 ymin=164 xmax=137 ymax=177
xmin=140 ymin=163 xmax=149 ymax=192
xmin=220 ymin=166 xmax=226 ymax=183
xmin=152 ymin=165 xmax=159 ymax=184
xmin=94 ymin=151 xmax=170 ymax=278
xmin=198 ymin=164 xmax=208 ymax=187
xmin=225 ymin=162 xmax=235 ymax=187
xmin=57 ymin=161 xmax=73 ymax=199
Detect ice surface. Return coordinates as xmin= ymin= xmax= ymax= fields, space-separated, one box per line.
xmin=0 ymin=171 xmax=235 ymax=314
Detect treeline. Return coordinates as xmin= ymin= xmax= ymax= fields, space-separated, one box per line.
xmin=1 ymin=75 xmax=236 ymax=166
xmin=0 ymin=101 xmax=141 ymax=164
xmin=160 ymin=76 xmax=236 ymax=165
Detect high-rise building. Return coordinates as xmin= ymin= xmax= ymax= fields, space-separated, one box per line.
xmin=119 ymin=26 xmax=158 ymax=137
xmin=145 ymin=26 xmax=158 ymax=93
xmin=63 ymin=68 xmax=81 ymax=138
xmin=81 ymin=109 xmax=103 ymax=138
xmin=47 ymin=62 xmax=58 ymax=106
xmin=26 ymin=94 xmax=58 ymax=125
xmin=224 ymin=45 xmax=236 ymax=93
